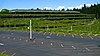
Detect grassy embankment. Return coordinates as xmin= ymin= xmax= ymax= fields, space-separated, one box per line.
xmin=0 ymin=18 xmax=100 ymax=36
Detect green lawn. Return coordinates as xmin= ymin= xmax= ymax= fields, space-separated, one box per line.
xmin=0 ymin=54 xmax=9 ymax=56
xmin=0 ymin=18 xmax=100 ymax=36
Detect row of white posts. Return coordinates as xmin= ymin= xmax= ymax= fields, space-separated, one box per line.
xmin=29 ymin=18 xmax=97 ymax=40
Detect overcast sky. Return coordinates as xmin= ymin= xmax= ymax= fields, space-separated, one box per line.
xmin=0 ymin=0 xmax=99 ymax=10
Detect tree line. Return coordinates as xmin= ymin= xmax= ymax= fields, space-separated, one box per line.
xmin=0 ymin=3 xmax=100 ymax=18
xmin=72 ymin=4 xmax=100 ymax=18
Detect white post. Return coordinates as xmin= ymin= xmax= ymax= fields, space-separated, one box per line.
xmin=71 ymin=26 xmax=72 ymax=31
xmin=30 ymin=20 xmax=32 ymax=40
xmin=94 ymin=18 xmax=96 ymax=20
xmin=47 ymin=25 xmax=49 ymax=30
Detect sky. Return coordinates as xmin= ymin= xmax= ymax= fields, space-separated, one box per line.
xmin=0 ymin=0 xmax=99 ymax=10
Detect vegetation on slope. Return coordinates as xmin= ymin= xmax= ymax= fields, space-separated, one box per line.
xmin=0 ymin=18 xmax=100 ymax=36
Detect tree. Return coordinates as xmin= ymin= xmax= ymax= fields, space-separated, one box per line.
xmin=96 ymin=4 xmax=100 ymax=18
xmin=73 ymin=8 xmax=77 ymax=11
xmin=43 ymin=8 xmax=46 ymax=11
xmin=78 ymin=3 xmax=100 ymax=18
xmin=31 ymin=8 xmax=34 ymax=10
xmin=81 ymin=4 xmax=87 ymax=13
xmin=1 ymin=9 xmax=9 ymax=13
xmin=36 ymin=8 xmax=40 ymax=10
xmin=66 ymin=9 xmax=70 ymax=11
xmin=83 ymin=4 xmax=86 ymax=8
xmin=66 ymin=9 xmax=72 ymax=11
xmin=61 ymin=8 xmax=65 ymax=11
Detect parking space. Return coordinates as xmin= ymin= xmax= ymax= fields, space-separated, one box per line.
xmin=0 ymin=30 xmax=100 ymax=56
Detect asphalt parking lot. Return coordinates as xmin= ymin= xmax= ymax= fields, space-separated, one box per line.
xmin=0 ymin=30 xmax=100 ymax=56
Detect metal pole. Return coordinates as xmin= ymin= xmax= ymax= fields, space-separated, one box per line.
xmin=30 ymin=20 xmax=32 ymax=40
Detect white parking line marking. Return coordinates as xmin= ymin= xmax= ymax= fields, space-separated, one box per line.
xmin=61 ymin=44 xmax=64 ymax=47
xmin=3 ymin=37 xmax=5 ymax=38
xmin=38 ymin=32 xmax=40 ymax=34
xmin=38 ymin=32 xmax=41 ymax=34
xmin=11 ymin=33 xmax=13 ymax=35
xmin=8 ymin=37 xmax=10 ymax=39
xmin=51 ymin=43 xmax=53 ymax=45
xmin=13 ymin=38 xmax=16 ymax=40
xmin=72 ymin=46 xmax=76 ymax=49
xmin=33 ymin=41 xmax=35 ymax=43
xmin=64 ymin=34 xmax=66 ymax=37
xmin=80 ymin=35 xmax=83 ymax=38
xmin=72 ymin=35 xmax=74 ymax=38
xmin=11 ymin=53 xmax=16 ymax=56
xmin=85 ymin=48 xmax=90 ymax=51
xmin=41 ymin=42 xmax=44 ymax=44
xmin=26 ymin=40 xmax=28 ymax=42
xmin=89 ymin=36 xmax=93 ymax=40
xmin=56 ymin=34 xmax=59 ymax=36
xmin=1 ymin=50 xmax=6 ymax=54
xmin=40 ymin=32 xmax=42 ymax=33
xmin=50 ymin=33 xmax=52 ymax=35
xmin=19 ymin=39 xmax=22 ymax=40
xmin=43 ymin=32 xmax=46 ymax=35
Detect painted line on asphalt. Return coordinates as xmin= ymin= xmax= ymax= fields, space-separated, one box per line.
xmin=50 ymin=33 xmax=52 ymax=35
xmin=39 ymin=32 xmax=42 ymax=33
xmin=19 ymin=39 xmax=22 ymax=40
xmin=89 ymin=36 xmax=94 ymax=40
xmin=64 ymin=34 xmax=66 ymax=37
xmin=1 ymin=50 xmax=6 ymax=54
xmin=61 ymin=44 xmax=64 ymax=47
xmin=80 ymin=35 xmax=83 ymax=38
xmin=85 ymin=48 xmax=90 ymax=51
xmin=51 ymin=43 xmax=53 ymax=46
xmin=56 ymin=34 xmax=59 ymax=36
xmin=13 ymin=38 xmax=16 ymax=40
xmin=38 ymin=32 xmax=40 ymax=34
xmin=25 ymin=40 xmax=28 ymax=42
xmin=3 ymin=37 xmax=5 ymax=38
xmin=11 ymin=53 xmax=16 ymax=56
xmin=72 ymin=46 xmax=76 ymax=49
xmin=8 ymin=37 xmax=10 ymax=39
xmin=43 ymin=32 xmax=46 ymax=35
xmin=33 ymin=40 xmax=35 ymax=43
xmin=11 ymin=33 xmax=13 ymax=35
xmin=72 ymin=35 xmax=74 ymax=38
xmin=38 ymin=32 xmax=42 ymax=34
xmin=41 ymin=42 xmax=44 ymax=44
